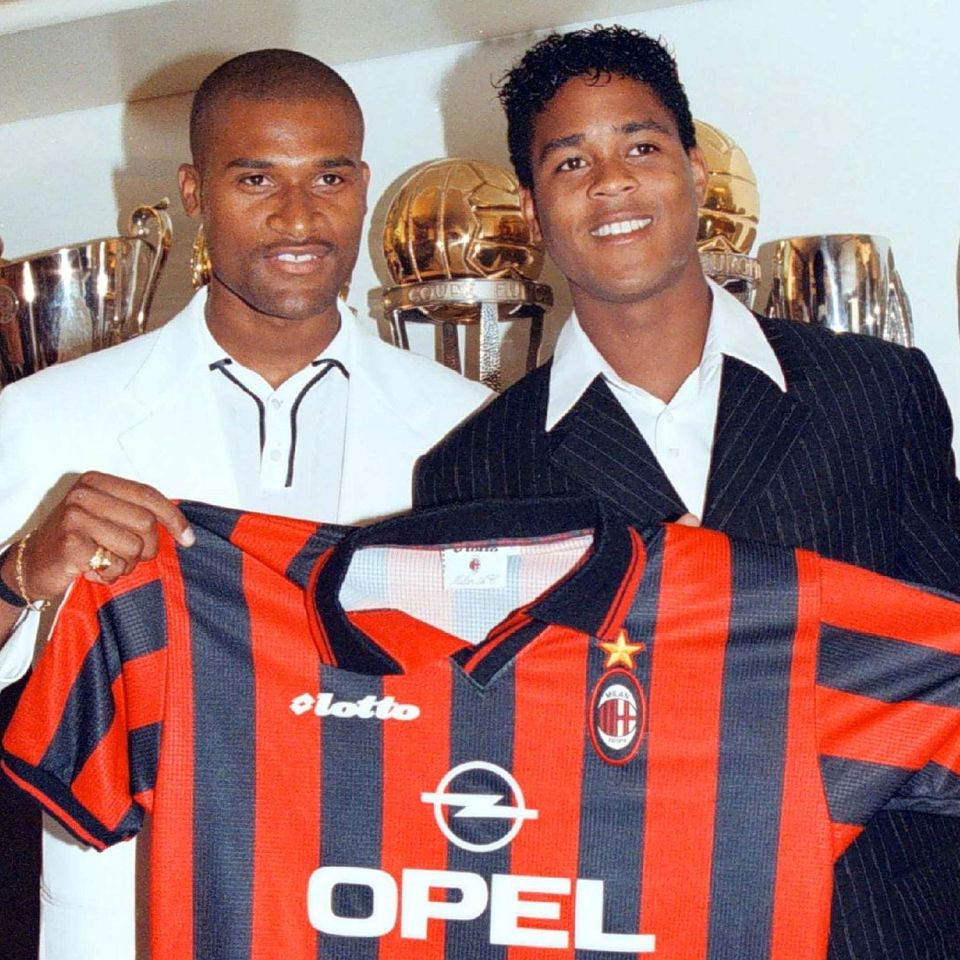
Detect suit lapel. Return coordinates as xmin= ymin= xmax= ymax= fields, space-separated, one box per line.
xmin=703 ymin=355 xmax=811 ymax=528
xmin=550 ymin=375 xmax=685 ymax=521
xmin=116 ymin=295 xmax=238 ymax=505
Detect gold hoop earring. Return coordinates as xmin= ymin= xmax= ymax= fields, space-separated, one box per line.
xmin=190 ymin=224 xmax=212 ymax=289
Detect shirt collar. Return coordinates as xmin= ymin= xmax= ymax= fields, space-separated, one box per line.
xmin=199 ymin=297 xmax=356 ymax=381
xmin=546 ymin=278 xmax=785 ymax=431
xmin=307 ymin=497 xmax=649 ymax=675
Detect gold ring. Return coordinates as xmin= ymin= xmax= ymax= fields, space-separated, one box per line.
xmin=88 ymin=545 xmax=112 ymax=573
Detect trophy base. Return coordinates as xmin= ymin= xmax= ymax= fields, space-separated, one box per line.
xmin=699 ymin=250 xmax=761 ymax=309
xmin=383 ymin=277 xmax=553 ymax=392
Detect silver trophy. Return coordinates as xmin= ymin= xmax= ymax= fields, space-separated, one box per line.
xmin=0 ymin=200 xmax=173 ymax=386
xmin=757 ymin=234 xmax=913 ymax=346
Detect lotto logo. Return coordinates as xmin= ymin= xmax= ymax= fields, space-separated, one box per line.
xmin=289 ymin=692 xmax=420 ymax=720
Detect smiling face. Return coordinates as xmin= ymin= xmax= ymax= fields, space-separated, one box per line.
xmin=179 ymin=95 xmax=369 ymax=328
xmin=521 ymin=74 xmax=707 ymax=316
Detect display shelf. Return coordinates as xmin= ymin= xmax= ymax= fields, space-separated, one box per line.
xmin=0 ymin=0 xmax=698 ymax=124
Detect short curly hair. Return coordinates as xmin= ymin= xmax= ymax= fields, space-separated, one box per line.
xmin=498 ymin=25 xmax=696 ymax=189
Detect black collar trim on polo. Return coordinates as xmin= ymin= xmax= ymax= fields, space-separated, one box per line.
xmin=310 ymin=496 xmax=645 ymax=675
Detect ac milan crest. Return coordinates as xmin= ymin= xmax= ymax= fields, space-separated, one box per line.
xmin=588 ymin=669 xmax=646 ymax=765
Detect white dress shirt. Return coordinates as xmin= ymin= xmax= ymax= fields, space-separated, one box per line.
xmin=199 ymin=307 xmax=351 ymax=521
xmin=546 ymin=279 xmax=786 ymax=518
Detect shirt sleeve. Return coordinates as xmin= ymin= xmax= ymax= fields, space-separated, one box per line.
xmin=815 ymin=556 xmax=960 ymax=853
xmin=1 ymin=564 xmax=168 ymax=850
xmin=0 ymin=381 xmax=68 ymax=688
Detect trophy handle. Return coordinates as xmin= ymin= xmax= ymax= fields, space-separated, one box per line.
xmin=127 ymin=198 xmax=173 ymax=336
xmin=887 ymin=266 xmax=915 ymax=348
xmin=762 ymin=277 xmax=789 ymax=320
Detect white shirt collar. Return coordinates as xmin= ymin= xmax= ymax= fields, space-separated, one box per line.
xmin=198 ymin=296 xmax=355 ymax=381
xmin=546 ymin=278 xmax=785 ymax=431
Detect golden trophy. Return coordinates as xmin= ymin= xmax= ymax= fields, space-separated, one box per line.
xmin=382 ymin=158 xmax=552 ymax=391
xmin=757 ymin=235 xmax=914 ymax=346
xmin=190 ymin=224 xmax=212 ymax=289
xmin=0 ymin=200 xmax=172 ymax=385
xmin=695 ymin=119 xmax=761 ymax=307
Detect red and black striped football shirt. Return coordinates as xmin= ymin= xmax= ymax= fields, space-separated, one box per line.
xmin=4 ymin=497 xmax=960 ymax=960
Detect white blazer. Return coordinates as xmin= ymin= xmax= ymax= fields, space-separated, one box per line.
xmin=0 ymin=288 xmax=490 ymax=959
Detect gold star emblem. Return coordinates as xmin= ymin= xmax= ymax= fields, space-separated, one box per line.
xmin=598 ymin=630 xmax=646 ymax=669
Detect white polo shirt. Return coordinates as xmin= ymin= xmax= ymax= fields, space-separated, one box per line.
xmin=199 ymin=306 xmax=350 ymax=521
xmin=546 ymin=279 xmax=786 ymax=518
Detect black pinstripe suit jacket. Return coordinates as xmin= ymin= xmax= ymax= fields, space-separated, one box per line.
xmin=415 ymin=315 xmax=960 ymax=960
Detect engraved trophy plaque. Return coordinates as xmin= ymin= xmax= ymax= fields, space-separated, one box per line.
xmin=381 ymin=159 xmax=552 ymax=392
xmin=0 ymin=200 xmax=172 ymax=386
xmin=757 ymin=234 xmax=913 ymax=346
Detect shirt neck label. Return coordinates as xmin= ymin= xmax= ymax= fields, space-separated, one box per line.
xmin=441 ymin=547 xmax=516 ymax=590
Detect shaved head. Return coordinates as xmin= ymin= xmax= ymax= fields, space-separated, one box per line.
xmin=189 ymin=49 xmax=363 ymax=165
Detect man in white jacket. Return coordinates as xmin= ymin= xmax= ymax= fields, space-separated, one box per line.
xmin=0 ymin=49 xmax=489 ymax=959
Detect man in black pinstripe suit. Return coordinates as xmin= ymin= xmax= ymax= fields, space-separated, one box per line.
xmin=415 ymin=25 xmax=960 ymax=960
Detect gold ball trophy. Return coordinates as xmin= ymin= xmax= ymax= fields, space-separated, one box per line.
xmin=695 ymin=119 xmax=761 ymax=307
xmin=382 ymin=158 xmax=552 ymax=391
xmin=0 ymin=200 xmax=172 ymax=385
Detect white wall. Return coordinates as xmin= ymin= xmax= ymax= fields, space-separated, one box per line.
xmin=1 ymin=0 xmax=958 ymax=447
